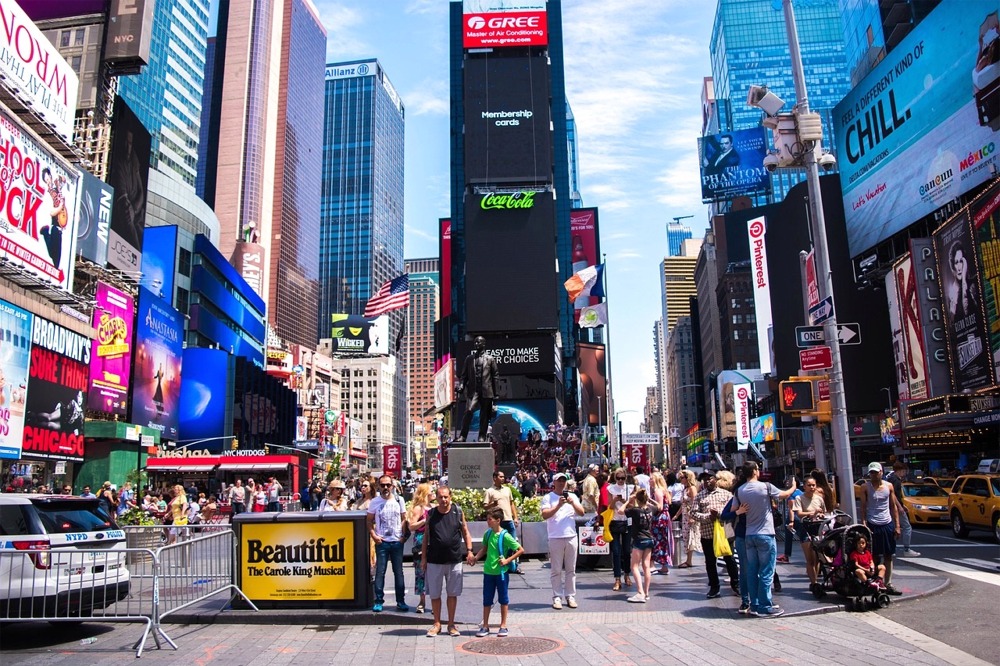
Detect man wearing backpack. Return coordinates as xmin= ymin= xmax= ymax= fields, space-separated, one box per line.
xmin=421 ymin=485 xmax=475 ymax=637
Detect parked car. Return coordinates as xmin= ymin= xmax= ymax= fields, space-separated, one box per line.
xmin=947 ymin=475 xmax=1000 ymax=542
xmin=0 ymin=495 xmax=130 ymax=618
xmin=900 ymin=483 xmax=949 ymax=525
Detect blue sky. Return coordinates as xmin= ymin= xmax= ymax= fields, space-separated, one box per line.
xmin=314 ymin=0 xmax=714 ymax=431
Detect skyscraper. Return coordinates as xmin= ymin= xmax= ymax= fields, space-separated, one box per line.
xmin=319 ymin=59 xmax=405 ymax=337
xmin=666 ymin=222 xmax=694 ymax=257
xmin=117 ymin=0 xmax=211 ymax=187
xmin=202 ymin=0 xmax=326 ymax=348
xmin=405 ymin=259 xmax=440 ymax=438
xmin=709 ymin=0 xmax=851 ymax=200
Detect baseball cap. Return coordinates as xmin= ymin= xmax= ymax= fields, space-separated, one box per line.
xmin=553 ymin=473 xmax=570 ymax=481
xmin=867 ymin=462 xmax=883 ymax=474
xmin=588 ymin=464 xmax=599 ymax=472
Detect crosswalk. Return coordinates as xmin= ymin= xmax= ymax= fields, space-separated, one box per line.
xmin=902 ymin=556 xmax=1000 ymax=586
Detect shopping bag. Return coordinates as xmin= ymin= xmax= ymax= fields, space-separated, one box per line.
xmin=600 ymin=507 xmax=615 ymax=543
xmin=713 ymin=519 xmax=732 ymax=557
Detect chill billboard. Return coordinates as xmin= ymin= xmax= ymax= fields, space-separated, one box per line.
xmin=0 ymin=107 xmax=79 ymax=290
xmin=933 ymin=212 xmax=993 ymax=391
xmin=0 ymin=299 xmax=33 ymax=460
xmin=465 ymin=190 xmax=558 ymax=332
xmin=570 ymin=208 xmax=600 ymax=317
xmin=107 ymin=97 xmax=151 ymax=273
xmin=23 ymin=316 xmax=90 ymax=462
xmin=972 ymin=181 xmax=1000 ymax=381
xmin=698 ymin=127 xmax=771 ymax=202
xmin=88 ymin=282 xmax=134 ymax=416
xmin=835 ymin=1 xmax=1000 ymax=257
xmin=464 ymin=55 xmax=552 ymax=183
xmin=131 ymin=287 xmax=183 ymax=439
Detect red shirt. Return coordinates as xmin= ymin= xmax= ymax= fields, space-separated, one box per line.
xmin=851 ymin=549 xmax=874 ymax=572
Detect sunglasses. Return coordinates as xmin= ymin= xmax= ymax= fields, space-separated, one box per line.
xmin=615 ymin=476 xmax=625 ymax=481
xmin=379 ymin=483 xmax=392 ymax=488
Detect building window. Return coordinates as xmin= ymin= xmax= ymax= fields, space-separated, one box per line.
xmin=178 ymin=247 xmax=192 ymax=277
xmin=70 ymin=55 xmax=82 ymax=74
xmin=60 ymin=31 xmax=70 ymax=47
xmin=75 ymin=28 xmax=85 ymax=46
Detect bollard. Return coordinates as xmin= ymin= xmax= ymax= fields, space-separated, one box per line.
xmin=672 ymin=521 xmax=683 ymax=567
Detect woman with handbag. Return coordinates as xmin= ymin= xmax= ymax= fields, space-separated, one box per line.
xmin=693 ymin=471 xmax=739 ymax=599
xmin=607 ymin=468 xmax=633 ymax=590
xmin=678 ymin=470 xmax=701 ymax=568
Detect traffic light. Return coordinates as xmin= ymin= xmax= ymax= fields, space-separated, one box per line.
xmin=779 ymin=379 xmax=815 ymax=413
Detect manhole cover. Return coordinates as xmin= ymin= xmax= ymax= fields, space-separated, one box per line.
xmin=461 ymin=637 xmax=560 ymax=656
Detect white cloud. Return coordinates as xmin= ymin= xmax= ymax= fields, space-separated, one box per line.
xmin=319 ymin=3 xmax=370 ymax=60
xmin=403 ymin=79 xmax=449 ymax=116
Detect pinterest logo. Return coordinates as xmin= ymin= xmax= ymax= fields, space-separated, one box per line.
xmin=749 ymin=219 xmax=765 ymax=239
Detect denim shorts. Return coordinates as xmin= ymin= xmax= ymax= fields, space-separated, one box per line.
xmin=632 ymin=538 xmax=654 ymax=551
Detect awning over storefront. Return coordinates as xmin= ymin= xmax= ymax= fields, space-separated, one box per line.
xmin=217 ymin=462 xmax=290 ymax=471
xmin=148 ymin=464 xmax=216 ymax=472
xmin=146 ymin=454 xmax=299 ymax=473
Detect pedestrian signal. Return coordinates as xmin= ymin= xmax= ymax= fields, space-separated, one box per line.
xmin=779 ymin=379 xmax=815 ymax=413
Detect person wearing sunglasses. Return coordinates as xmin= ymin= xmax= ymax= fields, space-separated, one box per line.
xmin=367 ymin=475 xmax=409 ymax=613
xmin=607 ymin=468 xmax=634 ymax=590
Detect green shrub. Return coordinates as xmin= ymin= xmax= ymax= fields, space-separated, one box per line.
xmin=515 ymin=495 xmax=542 ymax=522
xmin=450 ymin=488 xmax=486 ymax=521
xmin=118 ymin=507 xmax=159 ymax=526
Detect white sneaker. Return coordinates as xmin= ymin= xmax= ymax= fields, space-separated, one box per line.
xmin=552 ymin=597 xmax=562 ymax=610
xmin=901 ymin=549 xmax=921 ymax=557
xmin=566 ymin=596 xmax=578 ymax=609
xmin=627 ymin=593 xmax=646 ymax=603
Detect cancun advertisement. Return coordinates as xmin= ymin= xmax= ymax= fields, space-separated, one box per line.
xmin=23 ymin=316 xmax=90 ymax=462
xmin=933 ymin=212 xmax=993 ymax=392
xmin=462 ymin=0 xmax=547 ymax=49
xmin=835 ymin=1 xmax=1000 ymax=257
xmin=239 ymin=521 xmax=359 ymax=605
xmin=328 ymin=314 xmax=389 ymax=355
xmin=698 ymin=127 xmax=772 ymax=202
xmin=0 ymin=299 xmax=32 ymax=460
xmin=570 ymin=208 xmax=601 ymax=317
xmin=0 ymin=107 xmax=79 ymax=291
xmin=130 ymin=287 xmax=183 ymax=439
xmin=88 ymin=282 xmax=134 ymax=416
xmin=178 ymin=347 xmax=232 ymax=446
xmin=972 ymin=181 xmax=1000 ymax=382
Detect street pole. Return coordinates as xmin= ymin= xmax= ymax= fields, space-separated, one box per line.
xmin=782 ymin=0 xmax=856 ymax=520
xmin=798 ymin=249 xmax=827 ymax=472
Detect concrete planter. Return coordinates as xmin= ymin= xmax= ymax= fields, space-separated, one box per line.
xmin=519 ymin=521 xmax=548 ymax=556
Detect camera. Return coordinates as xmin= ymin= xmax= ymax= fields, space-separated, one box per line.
xmin=763 ymin=153 xmax=780 ymax=173
xmin=818 ymin=152 xmax=837 ymax=172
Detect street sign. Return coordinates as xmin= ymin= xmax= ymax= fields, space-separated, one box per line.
xmin=818 ymin=378 xmax=830 ymax=400
xmin=324 ymin=409 xmax=337 ymax=424
xmin=799 ymin=345 xmax=833 ymax=371
xmin=808 ymin=296 xmax=834 ymax=324
xmin=795 ymin=323 xmax=862 ymax=348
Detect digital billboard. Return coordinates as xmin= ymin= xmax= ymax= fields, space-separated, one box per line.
xmin=0 ymin=0 xmax=79 ymax=142
xmin=698 ymin=127 xmax=771 ymax=202
xmin=835 ymin=2 xmax=1000 ymax=257
xmin=75 ymin=171 xmax=112 ymax=266
xmin=570 ymin=208 xmax=601 ymax=317
xmin=327 ymin=314 xmax=390 ymax=355
xmin=0 ymin=107 xmax=79 ymax=291
xmin=972 ymin=181 xmax=1000 ymax=382
xmin=131 ymin=287 xmax=183 ymax=439
xmin=439 ymin=218 xmax=452 ymax=318
xmin=140 ymin=225 xmax=178 ymax=302
xmin=465 ymin=190 xmax=558 ymax=332
xmin=577 ymin=342 xmax=606 ymax=427
xmin=459 ymin=399 xmax=556 ymax=440
xmin=0 ymin=299 xmax=33 ymax=460
xmin=103 ymin=0 xmax=155 ymax=69
xmin=462 ymin=0 xmax=547 ymax=49
xmin=178 ymin=347 xmax=233 ymax=446
xmin=107 ymin=97 xmax=151 ymax=273
xmin=456 ymin=334 xmax=557 ymax=376
xmin=23 ymin=316 xmax=90 ymax=462
xmin=933 ymin=212 xmax=993 ymax=392
xmin=88 ymin=282 xmax=134 ymax=416
xmin=464 ymin=55 xmax=552 ymax=183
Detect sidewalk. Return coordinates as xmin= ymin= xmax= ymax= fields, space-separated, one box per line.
xmin=166 ymin=552 xmax=947 ymax=626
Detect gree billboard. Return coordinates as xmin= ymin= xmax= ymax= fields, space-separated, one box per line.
xmin=462 ymin=0 xmax=547 ymax=48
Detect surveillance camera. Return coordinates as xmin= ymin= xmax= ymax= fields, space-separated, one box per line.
xmin=818 ymin=153 xmax=837 ymax=172
xmin=763 ymin=153 xmax=780 ymax=173
xmin=747 ymin=85 xmax=785 ymax=116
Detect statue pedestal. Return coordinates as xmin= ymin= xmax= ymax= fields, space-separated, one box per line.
xmin=446 ymin=446 xmax=495 ymax=490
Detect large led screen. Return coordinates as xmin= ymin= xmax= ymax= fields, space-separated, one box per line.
xmin=140 ymin=225 xmax=177 ymax=303
xmin=698 ymin=128 xmax=772 ymax=202
xmin=327 ymin=314 xmax=390 ymax=355
xmin=0 ymin=107 xmax=79 ymax=290
xmin=455 ymin=334 xmax=557 ymax=376
xmin=131 ymin=287 xmax=183 ymax=439
xmin=464 ymin=55 xmax=552 ymax=183
xmin=107 ymin=97 xmax=151 ymax=273
xmin=178 ymin=347 xmax=232 ymax=446
xmin=0 ymin=299 xmax=33 ymax=460
xmin=75 ymin=170 xmax=112 ymax=266
xmin=465 ymin=190 xmax=558 ymax=332
xmin=462 ymin=0 xmax=547 ymax=49
xmin=23 ymin=316 xmax=90 ymax=462
xmin=577 ymin=342 xmax=606 ymax=427
xmin=835 ymin=1 xmax=1000 ymax=257
xmin=569 ymin=208 xmax=601 ymax=318
xmin=88 ymin=282 xmax=134 ymax=416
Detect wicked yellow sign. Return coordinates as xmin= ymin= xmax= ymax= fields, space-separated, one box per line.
xmin=239 ymin=521 xmax=356 ymax=601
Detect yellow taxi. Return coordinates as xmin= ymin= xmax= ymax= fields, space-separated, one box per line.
xmin=947 ymin=474 xmax=1000 ymax=542
xmin=900 ymin=482 xmax=949 ymax=525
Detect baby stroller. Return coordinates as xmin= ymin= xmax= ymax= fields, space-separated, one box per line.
xmin=807 ymin=513 xmax=891 ymax=611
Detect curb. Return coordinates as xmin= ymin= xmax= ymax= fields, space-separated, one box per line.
xmin=780 ymin=575 xmax=951 ymax=618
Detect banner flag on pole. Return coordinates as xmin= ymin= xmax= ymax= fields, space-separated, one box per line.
xmin=579 ymin=303 xmax=608 ymax=328
xmin=564 ymin=263 xmax=604 ymax=301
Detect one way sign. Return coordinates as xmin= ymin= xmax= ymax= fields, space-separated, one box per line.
xmin=795 ymin=323 xmax=862 ymax=348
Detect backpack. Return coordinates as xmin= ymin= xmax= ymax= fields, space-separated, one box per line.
xmin=483 ymin=528 xmax=510 ymax=575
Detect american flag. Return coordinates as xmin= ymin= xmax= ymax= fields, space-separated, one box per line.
xmin=364 ymin=275 xmax=409 ymax=318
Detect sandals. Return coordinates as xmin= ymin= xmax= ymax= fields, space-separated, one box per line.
xmin=426 ymin=625 xmax=440 ymax=638
xmin=677 ymin=562 xmax=692 ymax=569
xmin=612 ymin=580 xmax=622 ymax=591
xmin=448 ymin=626 xmax=461 ymax=637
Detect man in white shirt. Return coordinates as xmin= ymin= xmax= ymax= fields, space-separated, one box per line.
xmin=633 ymin=465 xmax=651 ymax=493
xmin=367 ymin=475 xmax=409 ymax=613
xmin=540 ymin=473 xmax=584 ymax=609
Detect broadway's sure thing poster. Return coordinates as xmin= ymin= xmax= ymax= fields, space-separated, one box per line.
xmin=23 ymin=316 xmax=90 ymax=462
xmin=0 ymin=298 xmax=33 ymax=460
xmin=130 ymin=287 xmax=183 ymax=439
xmin=88 ymin=282 xmax=134 ymax=417
xmin=934 ymin=211 xmax=993 ymax=391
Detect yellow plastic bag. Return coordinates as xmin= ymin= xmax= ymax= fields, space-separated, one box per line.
xmin=713 ymin=519 xmax=732 ymax=557
xmin=600 ymin=507 xmax=615 ymax=543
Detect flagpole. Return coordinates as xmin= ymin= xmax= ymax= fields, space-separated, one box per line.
xmin=601 ymin=253 xmax=618 ymax=463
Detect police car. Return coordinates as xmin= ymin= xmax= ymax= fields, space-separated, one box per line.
xmin=0 ymin=494 xmax=130 ymax=618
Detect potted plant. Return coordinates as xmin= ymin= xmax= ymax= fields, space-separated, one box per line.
xmin=118 ymin=507 xmax=161 ymax=563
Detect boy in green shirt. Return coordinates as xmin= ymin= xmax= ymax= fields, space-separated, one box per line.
xmin=472 ymin=507 xmax=524 ymax=637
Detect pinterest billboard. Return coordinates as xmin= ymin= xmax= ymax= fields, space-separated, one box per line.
xmin=733 ymin=383 xmax=752 ymax=450
xmin=747 ymin=216 xmax=773 ymax=375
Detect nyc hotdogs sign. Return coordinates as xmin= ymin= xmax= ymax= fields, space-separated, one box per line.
xmin=240 ymin=521 xmax=356 ymax=602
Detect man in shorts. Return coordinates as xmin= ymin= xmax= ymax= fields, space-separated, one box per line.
xmin=421 ymin=486 xmax=475 ymax=637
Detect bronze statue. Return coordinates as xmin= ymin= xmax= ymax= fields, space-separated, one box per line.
xmin=458 ymin=336 xmax=500 ymax=441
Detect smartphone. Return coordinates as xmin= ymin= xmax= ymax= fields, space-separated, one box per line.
xmin=561 ymin=491 xmax=569 ymax=499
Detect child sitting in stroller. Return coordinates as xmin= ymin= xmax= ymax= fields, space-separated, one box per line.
xmin=849 ymin=536 xmax=885 ymax=589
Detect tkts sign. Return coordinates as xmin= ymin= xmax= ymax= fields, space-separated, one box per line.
xmin=383 ymin=444 xmax=402 ymax=478
xmin=463 ymin=1 xmax=547 ymax=49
